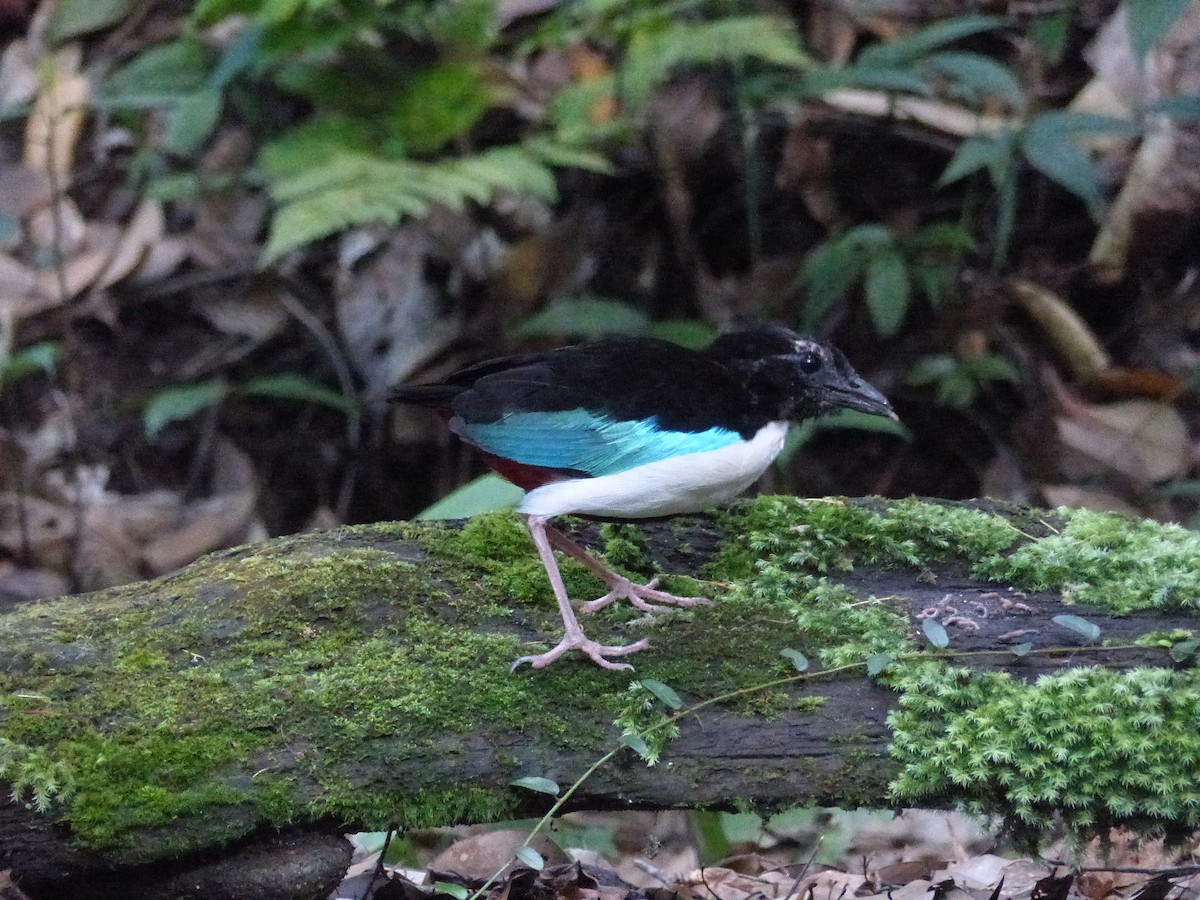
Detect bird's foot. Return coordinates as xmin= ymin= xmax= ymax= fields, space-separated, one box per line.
xmin=579 ymin=576 xmax=712 ymax=615
xmin=512 ymin=635 xmax=651 ymax=672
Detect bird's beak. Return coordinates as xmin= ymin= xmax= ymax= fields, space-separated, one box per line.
xmin=829 ymin=380 xmax=898 ymax=421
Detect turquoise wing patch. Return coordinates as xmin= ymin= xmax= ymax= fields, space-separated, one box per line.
xmin=458 ymin=409 xmax=741 ymax=476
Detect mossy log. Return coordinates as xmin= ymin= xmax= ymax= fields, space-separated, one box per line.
xmin=3 ymin=497 xmax=1200 ymax=899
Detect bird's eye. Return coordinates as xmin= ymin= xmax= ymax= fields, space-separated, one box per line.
xmin=797 ymin=351 xmax=823 ymax=374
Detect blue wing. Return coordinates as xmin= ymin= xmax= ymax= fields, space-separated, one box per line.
xmin=455 ymin=409 xmax=741 ymax=477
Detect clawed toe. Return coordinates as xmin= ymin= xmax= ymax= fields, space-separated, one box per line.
xmin=579 ymin=575 xmax=712 ymax=615
xmin=512 ymin=636 xmax=651 ymax=671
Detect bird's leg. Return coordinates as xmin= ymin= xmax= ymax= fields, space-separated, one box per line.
xmin=512 ymin=515 xmax=651 ymax=671
xmin=543 ymin=522 xmax=712 ymax=615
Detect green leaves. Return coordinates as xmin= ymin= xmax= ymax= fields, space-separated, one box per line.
xmin=142 ymin=373 xmax=351 ymax=439
xmin=856 ymin=15 xmax=1006 ymax=69
xmin=143 ymin=379 xmax=228 ymax=440
xmin=619 ymin=732 xmax=651 ymax=758
xmin=98 ymin=28 xmax=262 ymax=156
xmin=48 ymin=0 xmax=141 ymax=42
xmin=622 ymin=16 xmax=808 ymax=109
xmin=510 ymin=776 xmax=560 ymax=796
xmin=780 ymin=648 xmax=809 ymax=672
xmin=415 ymin=474 xmax=525 ymax=521
xmin=1 ymin=342 xmax=59 ymax=387
xmin=515 ymin=846 xmax=545 ymax=870
xmin=1127 ymin=0 xmax=1192 ymax=58
xmin=920 ymin=51 xmax=1024 ymax=109
xmin=516 ymin=298 xmax=714 ymax=347
xmin=813 ymin=15 xmax=1020 ymax=111
xmin=866 ymin=652 xmax=893 ymax=676
xmin=799 ymin=221 xmax=973 ymax=337
xmin=261 ymin=143 xmax=570 ymax=261
xmin=864 ymin=249 xmax=910 ymax=338
xmin=638 ymin=678 xmax=682 ymax=710
xmin=1053 ymin=614 xmax=1101 ymax=642
xmin=906 ymin=352 xmax=1020 ymax=409
xmin=921 ymin=618 xmax=950 ymax=649
xmin=1020 ymin=112 xmax=1140 ymax=219
xmin=386 ymin=62 xmax=493 ymax=155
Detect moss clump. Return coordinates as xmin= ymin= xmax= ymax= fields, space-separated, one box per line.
xmin=713 ymin=496 xmax=1021 ymax=582
xmin=888 ymin=662 xmax=1200 ymax=835
xmin=719 ymin=497 xmax=1200 ymax=618
xmin=599 ymin=523 xmax=654 ymax=573
xmin=975 ymin=507 xmax=1200 ymax=613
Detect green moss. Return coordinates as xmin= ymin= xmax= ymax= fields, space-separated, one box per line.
xmin=5 ymin=497 xmax=1200 ymax=857
xmin=599 ymin=523 xmax=654 ymax=573
xmin=712 ymin=496 xmax=1021 ymax=582
xmin=888 ymin=662 xmax=1200 ymax=836
xmin=975 ymin=507 xmax=1200 ymax=613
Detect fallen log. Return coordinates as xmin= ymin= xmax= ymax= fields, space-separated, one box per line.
xmin=2 ymin=496 xmax=1199 ymax=899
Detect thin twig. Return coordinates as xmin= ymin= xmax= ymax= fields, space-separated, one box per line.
xmin=41 ymin=65 xmax=86 ymax=592
xmin=276 ymin=285 xmax=362 ymax=520
xmin=363 ymin=826 xmax=399 ymax=900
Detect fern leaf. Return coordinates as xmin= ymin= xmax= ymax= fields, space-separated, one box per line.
xmin=262 ymin=145 xmax=561 ymax=262
xmin=623 ymin=15 xmax=809 ymax=108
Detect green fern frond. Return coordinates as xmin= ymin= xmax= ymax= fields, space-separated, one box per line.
xmin=622 ymin=15 xmax=809 ymax=108
xmin=261 ymin=144 xmax=566 ymax=262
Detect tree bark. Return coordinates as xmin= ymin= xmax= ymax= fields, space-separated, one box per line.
xmin=0 ymin=498 xmax=1194 ymax=899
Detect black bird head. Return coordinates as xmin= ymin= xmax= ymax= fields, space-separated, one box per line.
xmin=707 ymin=324 xmax=896 ymax=424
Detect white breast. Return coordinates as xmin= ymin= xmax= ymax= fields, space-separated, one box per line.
xmin=518 ymin=421 xmax=789 ymax=519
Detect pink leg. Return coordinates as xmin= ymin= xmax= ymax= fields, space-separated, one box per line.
xmin=543 ymin=522 xmax=712 ymax=615
xmin=512 ymin=515 xmax=651 ymax=671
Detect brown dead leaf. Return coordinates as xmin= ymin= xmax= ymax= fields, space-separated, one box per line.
xmin=196 ymin=282 xmax=287 ymax=343
xmin=335 ymin=226 xmax=462 ymax=396
xmin=497 ymin=0 xmax=563 ymax=28
xmin=775 ymin=122 xmax=839 ymax=228
xmin=0 ymin=493 xmax=74 ymax=566
xmin=428 ymin=829 xmax=567 ymax=881
xmin=1045 ymin=366 xmax=1189 ymax=483
xmin=861 ymin=880 xmax=934 ymax=900
xmin=0 ymin=868 xmax=34 ymax=900
xmin=93 ymin=197 xmax=164 ymax=290
xmin=1076 ymin=872 xmax=1117 ymax=900
xmin=26 ymin=197 xmax=87 ymax=257
xmin=0 ymin=565 xmax=69 ymax=606
xmin=568 ymin=45 xmax=617 ymax=124
xmin=31 ymin=222 xmax=121 ymax=302
xmin=139 ymin=439 xmax=260 ymax=576
xmin=876 ymin=861 xmax=945 ymax=886
xmin=0 ymin=39 xmax=38 ymax=109
xmin=804 ymin=3 xmax=859 ymax=66
xmin=791 ymin=870 xmax=868 ymax=900
xmin=132 ymin=237 xmax=189 ymax=284
xmin=935 ymin=855 xmax=1011 ymax=891
xmin=648 ymin=77 xmax=724 ymax=165
xmin=0 ymin=163 xmax=53 ymax=220
xmin=1008 ymin=277 xmax=1111 ymax=383
xmin=24 ymin=50 xmax=88 ymax=182
xmin=1038 ymin=485 xmax=1142 ymax=516
xmin=74 ymin=508 xmax=143 ymax=589
xmin=1055 ymin=399 xmax=1187 ymax=483
xmin=0 ymin=253 xmax=38 ymax=301
xmin=1085 ymin=1 xmax=1200 ymax=281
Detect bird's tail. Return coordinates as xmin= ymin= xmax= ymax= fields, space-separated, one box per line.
xmin=389 ymin=383 xmax=464 ymax=407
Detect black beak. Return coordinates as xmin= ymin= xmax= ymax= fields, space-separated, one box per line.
xmin=828 ymin=379 xmax=898 ymax=421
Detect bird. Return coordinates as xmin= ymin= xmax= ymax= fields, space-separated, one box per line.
xmin=392 ymin=323 xmax=896 ymax=672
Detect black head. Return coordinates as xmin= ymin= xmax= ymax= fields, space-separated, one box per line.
xmin=706 ymin=324 xmax=896 ymax=423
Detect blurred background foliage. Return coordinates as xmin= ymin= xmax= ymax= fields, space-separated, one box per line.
xmin=1 ymin=0 xmax=1200 ymax=592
